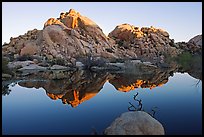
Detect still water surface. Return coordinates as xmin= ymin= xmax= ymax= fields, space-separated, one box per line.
xmin=2 ymin=68 xmax=202 ymax=135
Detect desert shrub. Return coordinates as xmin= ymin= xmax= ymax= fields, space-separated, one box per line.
xmin=105 ymin=48 xmax=114 ymax=53
xmin=118 ymin=40 xmax=124 ymax=47
xmin=162 ymin=52 xmax=175 ymax=63
xmin=2 ymin=57 xmax=12 ymax=74
xmin=6 ymin=53 xmax=15 ymax=62
xmin=176 ymin=51 xmax=193 ymax=70
xmin=55 ymin=57 xmax=66 ymax=66
xmin=79 ymin=55 xmax=107 ymax=69
xmin=47 ymin=57 xmax=66 ymax=66
xmin=109 ymin=58 xmax=126 ymax=63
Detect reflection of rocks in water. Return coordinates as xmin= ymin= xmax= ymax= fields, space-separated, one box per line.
xmin=18 ymin=70 xmax=112 ymax=107
xmin=17 ymin=63 xmax=180 ymax=107
xmin=188 ymin=70 xmax=202 ymax=81
xmin=18 ymin=80 xmax=69 ymax=95
xmin=4 ymin=54 xmax=202 ymax=108
xmin=2 ymin=81 xmax=17 ymax=96
xmin=61 ymin=70 xmax=112 ymax=107
xmin=110 ymin=77 xmax=168 ymax=92
xmin=2 ymin=83 xmax=11 ymax=96
xmin=177 ymin=54 xmax=202 ymax=80
xmin=187 ymin=61 xmax=202 ymax=81
xmin=109 ymin=63 xmax=178 ymax=92
xmin=188 ymin=56 xmax=202 ymax=80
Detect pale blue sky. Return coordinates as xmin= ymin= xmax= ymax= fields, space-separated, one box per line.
xmin=2 ymin=2 xmax=202 ymax=44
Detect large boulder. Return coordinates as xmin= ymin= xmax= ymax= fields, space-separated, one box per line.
xmin=20 ymin=41 xmax=39 ymax=56
xmin=7 ymin=61 xmax=35 ymax=69
xmin=188 ymin=34 xmax=202 ymax=47
xmin=104 ymin=111 xmax=165 ymax=135
xmin=187 ymin=34 xmax=202 ymax=54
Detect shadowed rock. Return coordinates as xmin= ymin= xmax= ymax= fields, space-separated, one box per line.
xmin=104 ymin=111 xmax=165 ymax=135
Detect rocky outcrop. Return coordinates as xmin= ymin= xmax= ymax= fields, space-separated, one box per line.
xmin=108 ymin=24 xmax=181 ymax=63
xmin=2 ymin=9 xmax=201 ymax=69
xmin=7 ymin=60 xmax=35 ymax=69
xmin=2 ymin=29 xmax=40 ymax=58
xmin=174 ymin=35 xmax=202 ymax=55
xmin=2 ymin=9 xmax=117 ymax=67
xmin=188 ymin=34 xmax=202 ymax=47
xmin=104 ymin=111 xmax=165 ymax=135
xmin=40 ymin=9 xmax=117 ymax=64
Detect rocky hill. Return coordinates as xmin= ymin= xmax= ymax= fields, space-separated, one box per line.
xmin=108 ymin=24 xmax=181 ymax=62
xmin=2 ymin=9 xmax=202 ymax=72
xmin=2 ymin=9 xmax=117 ymax=67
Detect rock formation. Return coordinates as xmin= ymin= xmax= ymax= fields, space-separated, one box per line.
xmin=2 ymin=8 xmax=202 ymax=83
xmin=41 ymin=9 xmax=117 ymax=62
xmin=188 ymin=34 xmax=202 ymax=47
xmin=104 ymin=111 xmax=165 ymax=135
xmin=174 ymin=34 xmax=202 ymax=55
xmin=2 ymin=29 xmax=40 ymax=57
xmin=2 ymin=9 xmax=118 ymax=67
xmin=3 ymin=8 xmax=200 ymax=69
xmin=108 ymin=24 xmax=181 ymax=63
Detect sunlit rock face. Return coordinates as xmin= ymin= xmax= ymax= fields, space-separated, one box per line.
xmin=42 ymin=9 xmax=117 ymax=63
xmin=108 ymin=24 xmax=181 ymax=63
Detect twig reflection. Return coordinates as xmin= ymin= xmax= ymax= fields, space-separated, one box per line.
xmin=128 ymin=92 xmax=143 ymax=111
xmin=128 ymin=92 xmax=158 ymax=118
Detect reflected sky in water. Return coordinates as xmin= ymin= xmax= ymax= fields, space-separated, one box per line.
xmin=2 ymin=71 xmax=202 ymax=135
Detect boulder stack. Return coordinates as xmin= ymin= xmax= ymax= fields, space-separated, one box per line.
xmin=108 ymin=24 xmax=181 ymax=62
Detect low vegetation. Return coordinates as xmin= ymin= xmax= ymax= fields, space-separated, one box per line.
xmin=176 ymin=51 xmax=193 ymax=70
xmin=2 ymin=57 xmax=12 ymax=74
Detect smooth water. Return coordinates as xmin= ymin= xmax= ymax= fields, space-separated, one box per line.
xmin=2 ymin=68 xmax=202 ymax=135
